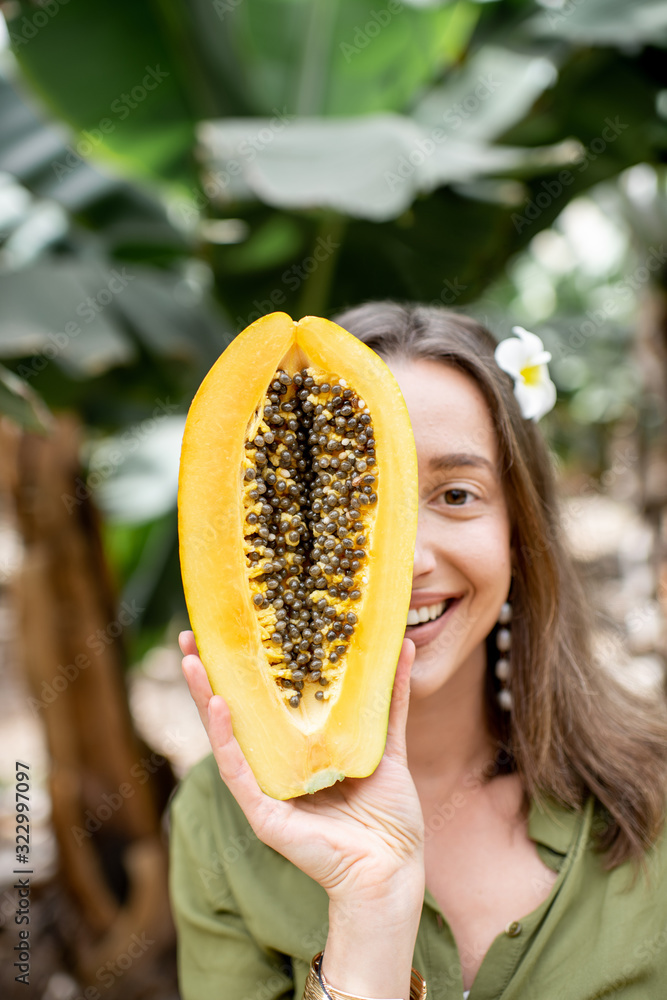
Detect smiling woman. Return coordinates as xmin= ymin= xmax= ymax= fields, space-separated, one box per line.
xmin=170 ymin=302 xmax=667 ymax=1000
xmin=392 ymin=360 xmax=511 ymax=708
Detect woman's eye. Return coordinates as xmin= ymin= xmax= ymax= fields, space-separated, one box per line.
xmin=442 ymin=489 xmax=472 ymax=506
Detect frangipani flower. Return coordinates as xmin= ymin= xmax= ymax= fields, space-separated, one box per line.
xmin=494 ymin=326 xmax=557 ymax=421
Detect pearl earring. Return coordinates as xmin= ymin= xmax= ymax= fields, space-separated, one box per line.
xmin=495 ymin=601 xmax=512 ymax=711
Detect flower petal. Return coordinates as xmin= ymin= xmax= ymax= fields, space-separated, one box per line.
xmin=495 ymin=328 xmax=557 ymax=420
xmin=494 ymin=337 xmax=532 ymax=378
xmin=511 ymin=326 xmax=548 ymax=357
xmin=513 ymin=371 xmax=557 ymax=421
xmin=525 ymin=350 xmax=552 ymax=367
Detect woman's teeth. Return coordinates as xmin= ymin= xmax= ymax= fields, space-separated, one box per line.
xmin=406 ymin=600 xmax=450 ymax=627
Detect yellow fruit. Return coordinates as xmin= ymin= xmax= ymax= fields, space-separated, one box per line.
xmin=178 ymin=312 xmax=417 ymax=798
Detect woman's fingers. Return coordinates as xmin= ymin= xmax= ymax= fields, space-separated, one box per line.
xmin=383 ymin=638 xmax=415 ymax=765
xmin=207 ymin=694 xmax=286 ymax=840
xmin=181 ymin=653 xmax=213 ymax=730
xmin=178 ymin=630 xmax=287 ymax=838
xmin=178 ymin=629 xmax=198 ymax=657
xmin=180 ymin=631 xmax=213 ymax=730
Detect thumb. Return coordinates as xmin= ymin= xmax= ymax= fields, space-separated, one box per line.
xmin=383 ymin=638 xmax=415 ymax=764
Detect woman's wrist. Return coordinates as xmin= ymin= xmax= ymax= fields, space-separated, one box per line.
xmin=304 ymin=952 xmax=427 ymax=1000
xmin=325 ymin=856 xmax=425 ymax=909
xmin=322 ymin=876 xmax=425 ymax=1000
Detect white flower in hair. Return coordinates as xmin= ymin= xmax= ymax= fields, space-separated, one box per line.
xmin=494 ymin=326 xmax=557 ymax=421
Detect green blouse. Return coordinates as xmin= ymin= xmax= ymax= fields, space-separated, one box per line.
xmin=169 ymin=754 xmax=667 ymax=999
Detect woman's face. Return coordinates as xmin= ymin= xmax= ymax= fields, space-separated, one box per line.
xmin=387 ymin=358 xmax=512 ymax=701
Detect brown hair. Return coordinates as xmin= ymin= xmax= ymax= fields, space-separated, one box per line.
xmin=334 ymin=300 xmax=667 ymax=868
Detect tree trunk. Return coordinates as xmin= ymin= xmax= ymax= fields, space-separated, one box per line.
xmin=6 ymin=414 xmax=175 ymax=984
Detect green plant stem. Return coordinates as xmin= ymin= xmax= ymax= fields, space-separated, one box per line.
xmin=296 ymin=213 xmax=347 ymax=318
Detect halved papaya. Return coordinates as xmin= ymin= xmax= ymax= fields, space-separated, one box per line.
xmin=178 ymin=312 xmax=417 ymax=799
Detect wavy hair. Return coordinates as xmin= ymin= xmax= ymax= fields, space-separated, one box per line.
xmin=333 ymin=300 xmax=667 ymax=868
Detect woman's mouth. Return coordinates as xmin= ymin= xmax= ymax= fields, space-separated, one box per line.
xmin=405 ymin=597 xmax=461 ymax=645
xmin=406 ymin=599 xmax=452 ymax=627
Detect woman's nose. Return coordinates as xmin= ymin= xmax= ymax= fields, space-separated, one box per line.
xmin=413 ymin=519 xmax=437 ymax=579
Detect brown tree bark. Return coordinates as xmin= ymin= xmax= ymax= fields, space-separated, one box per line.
xmin=5 ymin=414 xmax=175 ymax=983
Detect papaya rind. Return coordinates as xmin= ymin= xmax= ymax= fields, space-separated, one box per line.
xmin=178 ymin=312 xmax=418 ymax=799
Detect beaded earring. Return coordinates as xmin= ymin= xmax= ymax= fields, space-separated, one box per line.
xmin=495 ymin=600 xmax=512 ymax=711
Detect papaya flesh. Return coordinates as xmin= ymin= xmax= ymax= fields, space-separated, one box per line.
xmin=178 ymin=312 xmax=418 ymax=799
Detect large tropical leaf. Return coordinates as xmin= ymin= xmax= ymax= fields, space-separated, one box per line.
xmin=412 ymin=44 xmax=560 ymax=143
xmin=7 ymin=0 xmax=196 ymax=184
xmin=6 ymin=0 xmax=480 ymax=188
xmin=198 ymin=113 xmax=577 ymax=221
xmin=0 ymin=263 xmax=137 ymax=375
xmin=186 ymin=0 xmax=480 ymax=116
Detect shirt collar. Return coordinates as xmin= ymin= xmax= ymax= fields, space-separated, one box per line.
xmin=528 ymin=796 xmax=586 ymax=856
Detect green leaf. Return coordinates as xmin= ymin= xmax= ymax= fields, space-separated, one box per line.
xmin=8 ymin=0 xmax=196 ymax=185
xmin=186 ymin=0 xmax=480 ymax=116
xmin=0 ymin=256 xmax=230 ymax=377
xmin=216 ymin=214 xmax=306 ymax=274
xmin=412 ymin=45 xmax=559 ymax=143
xmin=199 ymin=112 xmax=579 ymax=221
xmin=110 ymin=266 xmax=233 ymax=366
xmin=0 ymin=263 xmax=136 ymax=376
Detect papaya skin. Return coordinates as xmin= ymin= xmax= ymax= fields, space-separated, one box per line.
xmin=178 ymin=312 xmax=418 ymax=799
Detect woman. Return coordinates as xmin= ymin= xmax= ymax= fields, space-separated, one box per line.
xmin=170 ymin=302 xmax=667 ymax=999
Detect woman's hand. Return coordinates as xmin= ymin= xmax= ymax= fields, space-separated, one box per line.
xmin=180 ymin=632 xmax=425 ymax=998
xmin=179 ymin=631 xmax=424 ymax=905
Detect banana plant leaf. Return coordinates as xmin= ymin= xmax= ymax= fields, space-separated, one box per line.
xmin=184 ymin=0 xmax=480 ymax=116
xmin=412 ymin=45 xmax=560 ymax=143
xmin=7 ymin=0 xmax=480 ymax=189
xmin=6 ymin=0 xmax=195 ymax=185
xmin=198 ymin=113 xmax=579 ymax=221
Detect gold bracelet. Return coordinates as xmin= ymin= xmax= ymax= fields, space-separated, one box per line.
xmin=303 ymin=951 xmax=427 ymax=1000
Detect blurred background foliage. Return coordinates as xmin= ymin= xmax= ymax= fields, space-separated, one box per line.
xmin=1 ymin=4 xmax=666 ymax=995
xmin=0 ymin=0 xmax=666 ymax=656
